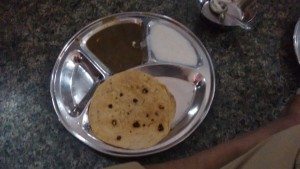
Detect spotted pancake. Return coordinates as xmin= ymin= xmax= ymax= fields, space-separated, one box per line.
xmin=88 ymin=70 xmax=176 ymax=149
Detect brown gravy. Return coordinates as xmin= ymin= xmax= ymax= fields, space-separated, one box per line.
xmin=86 ymin=23 xmax=146 ymax=73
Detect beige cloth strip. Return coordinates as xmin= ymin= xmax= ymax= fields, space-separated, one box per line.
xmin=104 ymin=125 xmax=300 ymax=169
xmin=295 ymin=150 xmax=300 ymax=169
xmin=104 ymin=162 xmax=145 ymax=169
xmin=221 ymin=125 xmax=300 ymax=169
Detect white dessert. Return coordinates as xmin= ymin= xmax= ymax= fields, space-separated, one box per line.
xmin=148 ymin=21 xmax=198 ymax=66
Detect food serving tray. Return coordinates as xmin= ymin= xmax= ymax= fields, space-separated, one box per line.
xmin=50 ymin=12 xmax=215 ymax=157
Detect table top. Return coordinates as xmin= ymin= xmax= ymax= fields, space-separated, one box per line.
xmin=1 ymin=1 xmax=299 ymax=168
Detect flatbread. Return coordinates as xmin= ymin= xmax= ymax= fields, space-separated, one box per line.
xmin=88 ymin=70 xmax=176 ymax=149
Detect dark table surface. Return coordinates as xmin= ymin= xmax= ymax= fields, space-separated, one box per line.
xmin=1 ymin=1 xmax=300 ymax=168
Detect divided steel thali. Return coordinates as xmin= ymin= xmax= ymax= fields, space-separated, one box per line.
xmin=50 ymin=12 xmax=215 ymax=157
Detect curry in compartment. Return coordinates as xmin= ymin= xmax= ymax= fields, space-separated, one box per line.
xmin=86 ymin=23 xmax=146 ymax=73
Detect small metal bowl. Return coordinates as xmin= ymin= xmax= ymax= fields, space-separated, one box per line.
xmin=198 ymin=0 xmax=257 ymax=30
xmin=50 ymin=12 xmax=215 ymax=157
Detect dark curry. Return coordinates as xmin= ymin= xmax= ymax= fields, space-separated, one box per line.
xmin=86 ymin=23 xmax=146 ymax=73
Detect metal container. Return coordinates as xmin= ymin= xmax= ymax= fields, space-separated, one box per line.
xmin=198 ymin=0 xmax=257 ymax=30
xmin=50 ymin=12 xmax=215 ymax=157
xmin=294 ymin=18 xmax=300 ymax=64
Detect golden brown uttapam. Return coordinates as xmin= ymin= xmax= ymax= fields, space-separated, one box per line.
xmin=88 ymin=70 xmax=175 ymax=149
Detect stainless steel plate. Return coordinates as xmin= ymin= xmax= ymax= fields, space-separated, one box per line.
xmin=50 ymin=12 xmax=215 ymax=157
